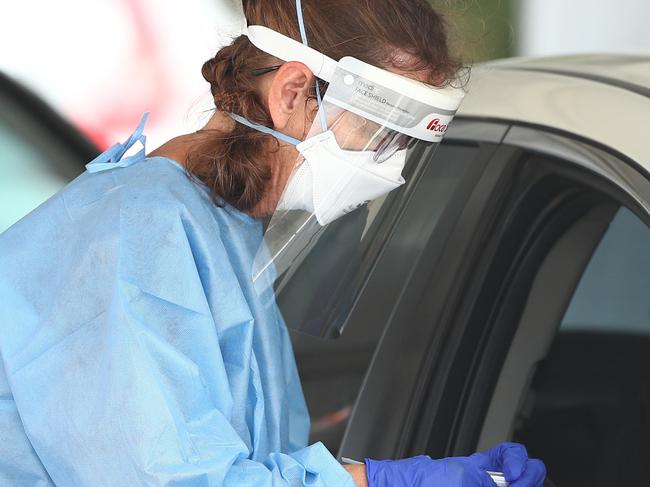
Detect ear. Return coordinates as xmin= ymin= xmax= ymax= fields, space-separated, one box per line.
xmin=267 ymin=61 xmax=315 ymax=131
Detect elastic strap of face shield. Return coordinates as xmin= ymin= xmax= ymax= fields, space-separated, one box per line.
xmin=225 ymin=2 xmax=330 ymax=147
xmin=228 ymin=113 xmax=302 ymax=146
xmin=295 ymin=0 xmax=329 ymax=132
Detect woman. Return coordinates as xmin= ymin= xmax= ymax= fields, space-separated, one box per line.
xmin=0 ymin=0 xmax=546 ymax=486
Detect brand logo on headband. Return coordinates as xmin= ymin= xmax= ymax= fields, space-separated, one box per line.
xmin=427 ymin=118 xmax=448 ymax=133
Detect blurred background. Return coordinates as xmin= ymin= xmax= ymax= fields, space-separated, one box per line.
xmin=1 ymin=0 xmax=649 ymax=232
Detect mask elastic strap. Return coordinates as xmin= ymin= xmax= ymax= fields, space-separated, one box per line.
xmin=227 ymin=112 xmax=302 ymax=146
xmin=295 ymin=0 xmax=329 ymax=132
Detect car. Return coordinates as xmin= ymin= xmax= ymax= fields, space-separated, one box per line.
xmin=3 ymin=55 xmax=649 ymax=487
xmin=284 ymin=54 xmax=650 ymax=487
xmin=0 ymin=71 xmax=98 ymax=233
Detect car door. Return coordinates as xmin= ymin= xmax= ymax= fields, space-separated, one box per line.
xmin=329 ymin=120 xmax=649 ymax=486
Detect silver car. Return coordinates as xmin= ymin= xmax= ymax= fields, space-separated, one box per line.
xmin=287 ymin=54 xmax=650 ymax=487
xmin=2 ymin=55 xmax=649 ymax=487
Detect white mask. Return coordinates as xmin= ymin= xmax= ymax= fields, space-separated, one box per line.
xmin=277 ymin=130 xmax=406 ymax=226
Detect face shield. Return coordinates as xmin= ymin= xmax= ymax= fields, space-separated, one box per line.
xmin=239 ymin=25 xmax=465 ymax=337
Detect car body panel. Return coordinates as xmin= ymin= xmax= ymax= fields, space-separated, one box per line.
xmin=485 ymin=54 xmax=650 ymax=91
xmin=457 ymin=64 xmax=650 ymax=172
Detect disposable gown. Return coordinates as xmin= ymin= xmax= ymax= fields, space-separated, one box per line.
xmin=0 ymin=117 xmax=353 ymax=487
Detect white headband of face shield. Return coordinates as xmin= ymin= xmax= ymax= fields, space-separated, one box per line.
xmin=222 ymin=12 xmax=467 ymax=226
xmin=219 ymin=0 xmax=466 ymax=142
xmin=244 ymin=25 xmax=466 ymax=141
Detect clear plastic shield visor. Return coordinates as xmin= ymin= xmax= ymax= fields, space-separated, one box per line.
xmin=252 ymin=59 xmax=457 ymax=336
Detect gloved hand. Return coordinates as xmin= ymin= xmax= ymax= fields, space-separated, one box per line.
xmin=464 ymin=442 xmax=546 ymax=487
xmin=364 ymin=442 xmax=546 ymax=487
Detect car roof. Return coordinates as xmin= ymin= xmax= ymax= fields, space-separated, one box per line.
xmin=456 ymin=54 xmax=650 ymax=171
xmin=483 ymin=54 xmax=650 ymax=93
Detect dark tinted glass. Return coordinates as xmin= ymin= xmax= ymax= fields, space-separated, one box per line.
xmin=289 ymin=141 xmax=484 ymax=454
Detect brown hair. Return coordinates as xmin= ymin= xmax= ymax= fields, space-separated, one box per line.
xmin=188 ymin=0 xmax=462 ymax=211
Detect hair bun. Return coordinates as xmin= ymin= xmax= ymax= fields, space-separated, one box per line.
xmin=201 ymin=56 xmax=219 ymax=86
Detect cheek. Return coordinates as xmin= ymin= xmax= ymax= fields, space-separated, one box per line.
xmin=298 ymin=99 xmax=322 ymax=136
xmin=281 ymin=105 xmax=313 ymax=140
xmin=332 ymin=124 xmax=378 ymax=151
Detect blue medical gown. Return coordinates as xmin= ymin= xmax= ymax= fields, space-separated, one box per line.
xmin=0 ymin=132 xmax=353 ymax=486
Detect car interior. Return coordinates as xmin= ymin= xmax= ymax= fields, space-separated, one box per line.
xmin=513 ymin=206 xmax=650 ymax=487
xmin=476 ymin=147 xmax=650 ymax=487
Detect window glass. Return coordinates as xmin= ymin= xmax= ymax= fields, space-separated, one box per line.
xmin=291 ymin=141 xmax=485 ymax=454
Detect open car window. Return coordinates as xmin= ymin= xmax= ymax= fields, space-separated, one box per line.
xmin=470 ymin=127 xmax=650 ymax=486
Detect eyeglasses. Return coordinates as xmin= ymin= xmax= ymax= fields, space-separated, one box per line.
xmin=252 ymin=65 xmax=283 ymax=76
xmin=329 ymin=111 xmax=418 ymax=163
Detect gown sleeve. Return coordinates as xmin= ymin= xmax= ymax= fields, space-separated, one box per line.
xmin=0 ymin=167 xmax=354 ymax=487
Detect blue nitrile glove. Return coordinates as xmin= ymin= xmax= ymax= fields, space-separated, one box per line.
xmin=365 ymin=455 xmax=495 ymax=487
xmin=365 ymin=442 xmax=546 ymax=487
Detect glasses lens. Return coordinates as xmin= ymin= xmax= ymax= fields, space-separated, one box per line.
xmin=372 ymin=132 xmax=417 ymax=163
xmin=319 ymin=109 xmax=418 ymax=162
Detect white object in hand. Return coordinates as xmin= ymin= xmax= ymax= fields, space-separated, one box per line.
xmin=488 ymin=471 xmax=509 ymax=487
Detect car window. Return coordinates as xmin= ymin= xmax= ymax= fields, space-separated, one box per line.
xmin=561 ymin=207 xmax=650 ymax=334
xmin=0 ymin=118 xmax=69 ymax=233
xmin=291 ymin=139 xmax=489 ymax=455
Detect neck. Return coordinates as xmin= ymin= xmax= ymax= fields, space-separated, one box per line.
xmin=149 ymin=111 xmax=298 ymax=218
xmin=247 ymin=145 xmax=296 ymax=218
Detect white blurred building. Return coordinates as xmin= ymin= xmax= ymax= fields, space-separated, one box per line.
xmin=3 ymin=0 xmax=649 ymax=149
xmin=0 ymin=0 xmax=240 ymax=150
xmin=519 ymin=0 xmax=650 ymax=56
